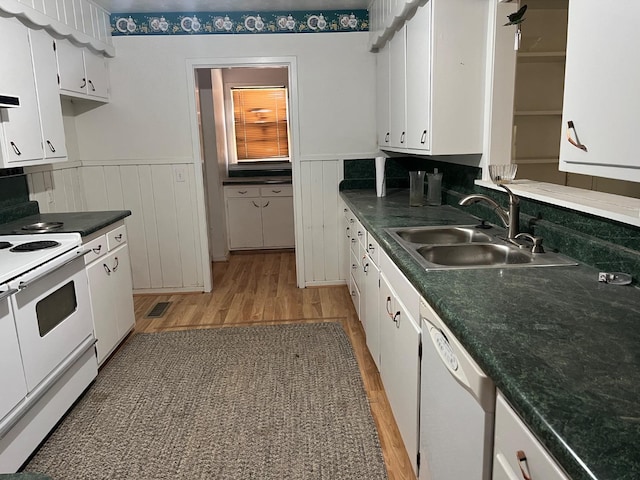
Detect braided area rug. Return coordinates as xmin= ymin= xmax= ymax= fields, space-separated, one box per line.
xmin=24 ymin=323 xmax=388 ymax=480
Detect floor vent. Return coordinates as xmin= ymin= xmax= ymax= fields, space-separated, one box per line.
xmin=145 ymin=302 xmax=172 ymax=318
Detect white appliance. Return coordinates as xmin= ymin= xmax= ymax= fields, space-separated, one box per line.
xmin=0 ymin=232 xmax=98 ymax=473
xmin=419 ymin=299 xmax=495 ymax=480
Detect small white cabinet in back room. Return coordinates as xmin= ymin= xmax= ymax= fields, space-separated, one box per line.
xmin=224 ymin=185 xmax=295 ymax=250
xmin=84 ymin=221 xmax=135 ymax=365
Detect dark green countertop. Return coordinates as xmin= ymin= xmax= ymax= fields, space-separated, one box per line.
xmin=0 ymin=211 xmax=131 ymax=237
xmin=341 ymin=189 xmax=640 ymax=480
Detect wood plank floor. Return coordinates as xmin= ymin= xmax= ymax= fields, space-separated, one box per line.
xmin=132 ymin=250 xmax=416 ymax=480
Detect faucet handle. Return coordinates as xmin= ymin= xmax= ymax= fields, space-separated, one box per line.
xmin=515 ymin=233 xmax=545 ymax=253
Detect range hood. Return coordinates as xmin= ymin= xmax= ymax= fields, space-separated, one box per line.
xmin=0 ymin=95 xmax=20 ymax=108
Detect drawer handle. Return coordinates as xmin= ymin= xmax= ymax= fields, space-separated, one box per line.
xmin=80 ymin=78 xmax=87 ymax=89
xmin=262 ymin=201 xmax=270 ymax=208
xmin=46 ymin=140 xmax=56 ymax=152
xmin=10 ymin=142 xmax=21 ymax=156
xmin=346 ymin=226 xmax=350 ymax=238
xmin=393 ymin=311 xmax=400 ymax=327
xmin=112 ymin=257 xmax=119 ymax=272
xmin=517 ymin=450 xmax=532 ymax=480
xmin=357 ymin=231 xmax=363 ymax=237
xmin=239 ymin=190 xmax=248 ymax=195
xmin=566 ymin=121 xmax=588 ymax=152
xmin=92 ymin=245 xmax=102 ymax=254
xmin=363 ymin=262 xmax=369 ymax=273
xmin=103 ymin=263 xmax=111 ymax=275
xmin=252 ymin=201 xmax=260 ymax=208
xmin=385 ymin=296 xmax=393 ymax=317
xmin=88 ymin=79 xmax=96 ymax=92
xmin=271 ymin=189 xmax=281 ymax=193
xmin=115 ymin=233 xmax=123 ymax=242
xmin=351 ymin=238 xmax=356 ymax=244
xmin=368 ymin=243 xmax=375 ymax=252
xmin=352 ymin=263 xmax=357 ymax=270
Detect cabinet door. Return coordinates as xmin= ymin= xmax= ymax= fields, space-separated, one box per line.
xmin=226 ymin=197 xmax=264 ymax=249
xmin=87 ymin=253 xmax=120 ymax=365
xmin=30 ymin=29 xmax=67 ymax=161
xmin=56 ymin=38 xmax=87 ymax=95
xmin=261 ymin=196 xmax=295 ymax=248
xmin=0 ymin=17 xmax=43 ymax=165
xmin=379 ymin=273 xmax=421 ymax=474
xmin=111 ymin=244 xmax=135 ymax=338
xmin=559 ymin=0 xmax=640 ymax=182
xmin=388 ymin=25 xmax=407 ymax=148
xmin=405 ymin=2 xmax=431 ymax=151
xmin=364 ymin=257 xmax=381 ymax=370
xmin=493 ymin=393 xmax=570 ymax=480
xmin=84 ymin=49 xmax=109 ymax=99
xmin=376 ymin=42 xmax=391 ymax=147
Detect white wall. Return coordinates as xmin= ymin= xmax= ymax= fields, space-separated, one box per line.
xmin=68 ymin=32 xmax=377 ymax=290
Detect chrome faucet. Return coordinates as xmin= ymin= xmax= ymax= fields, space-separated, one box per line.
xmin=458 ymin=185 xmax=520 ymax=240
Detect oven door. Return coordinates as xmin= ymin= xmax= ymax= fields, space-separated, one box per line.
xmin=8 ymin=249 xmax=95 ymax=392
xmin=0 ymin=287 xmax=28 ymax=420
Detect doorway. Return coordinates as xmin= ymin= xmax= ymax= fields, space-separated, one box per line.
xmin=187 ymin=57 xmax=303 ymax=292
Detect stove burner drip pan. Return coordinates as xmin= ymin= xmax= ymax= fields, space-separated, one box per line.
xmin=11 ymin=240 xmax=61 ymax=252
xmin=20 ymin=222 xmax=64 ymax=233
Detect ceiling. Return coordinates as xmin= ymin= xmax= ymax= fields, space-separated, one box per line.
xmin=94 ymin=0 xmax=370 ymax=14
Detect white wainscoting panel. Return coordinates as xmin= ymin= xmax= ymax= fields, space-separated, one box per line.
xmin=28 ymin=162 xmax=204 ymax=292
xmin=300 ymin=159 xmax=343 ymax=286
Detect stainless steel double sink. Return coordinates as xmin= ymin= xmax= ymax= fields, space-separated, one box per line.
xmin=385 ymin=225 xmax=577 ymax=270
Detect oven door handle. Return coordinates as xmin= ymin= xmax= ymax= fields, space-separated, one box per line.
xmin=0 ymin=288 xmax=18 ymax=301
xmin=17 ymin=250 xmax=91 ymax=291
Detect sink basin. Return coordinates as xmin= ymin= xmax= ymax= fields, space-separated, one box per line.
xmin=385 ymin=224 xmax=577 ymax=270
xmin=417 ymin=244 xmax=533 ymax=267
xmin=395 ymin=226 xmax=492 ymax=244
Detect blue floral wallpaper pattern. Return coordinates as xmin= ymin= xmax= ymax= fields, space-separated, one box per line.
xmin=110 ymin=10 xmax=368 ymax=36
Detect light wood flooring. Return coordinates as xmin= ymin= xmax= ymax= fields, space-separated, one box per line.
xmin=132 ymin=250 xmax=416 ymax=480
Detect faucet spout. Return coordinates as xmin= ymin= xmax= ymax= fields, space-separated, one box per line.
xmin=458 ymin=185 xmax=520 ymax=240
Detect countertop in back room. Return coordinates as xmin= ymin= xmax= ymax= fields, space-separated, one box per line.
xmin=222 ymin=176 xmax=292 ymax=186
xmin=0 ymin=211 xmax=131 ymax=237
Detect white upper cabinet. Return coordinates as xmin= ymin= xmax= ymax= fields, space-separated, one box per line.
xmin=376 ymin=0 xmax=488 ymax=155
xmin=376 ymin=42 xmax=390 ymax=147
xmin=56 ymin=38 xmax=109 ymax=101
xmin=0 ymin=17 xmax=67 ymax=167
xmin=388 ymin=25 xmax=407 ymax=148
xmin=559 ymin=0 xmax=640 ymax=182
xmin=30 ymin=28 xmax=67 ymax=161
xmin=0 ymin=17 xmax=43 ymax=165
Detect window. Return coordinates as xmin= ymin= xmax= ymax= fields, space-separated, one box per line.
xmin=231 ymin=87 xmax=290 ymax=162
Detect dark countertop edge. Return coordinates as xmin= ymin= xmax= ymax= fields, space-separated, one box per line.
xmin=222 ymin=177 xmax=292 ymax=186
xmin=339 ymin=189 xmax=638 ymax=480
xmin=0 ymin=211 xmax=131 ymax=237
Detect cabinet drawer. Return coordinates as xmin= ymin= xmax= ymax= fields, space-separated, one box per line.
xmin=107 ymin=225 xmax=127 ymax=250
xmin=84 ymin=234 xmax=107 ymax=264
xmin=260 ymin=185 xmax=292 ymax=197
xmin=366 ymin=232 xmax=381 ymax=267
xmin=224 ymin=186 xmax=260 ymax=198
xmin=493 ymin=393 xmax=570 ymax=480
xmin=380 ymin=248 xmax=420 ymax=316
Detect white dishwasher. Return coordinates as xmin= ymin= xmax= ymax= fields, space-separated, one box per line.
xmin=419 ymin=299 xmax=495 ymax=480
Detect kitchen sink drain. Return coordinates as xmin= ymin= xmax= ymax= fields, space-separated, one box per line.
xmin=145 ymin=302 xmax=171 ymax=318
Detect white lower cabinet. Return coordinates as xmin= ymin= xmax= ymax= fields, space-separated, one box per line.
xmin=85 ymin=222 xmax=135 ymax=365
xmin=493 ymin=392 xmax=570 ymax=480
xmin=363 ymin=252 xmax=380 ymax=369
xmin=225 ymin=185 xmax=294 ymax=250
xmin=379 ymin=271 xmax=421 ymax=475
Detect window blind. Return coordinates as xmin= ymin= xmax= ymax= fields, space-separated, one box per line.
xmin=232 ymin=87 xmax=289 ymax=161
